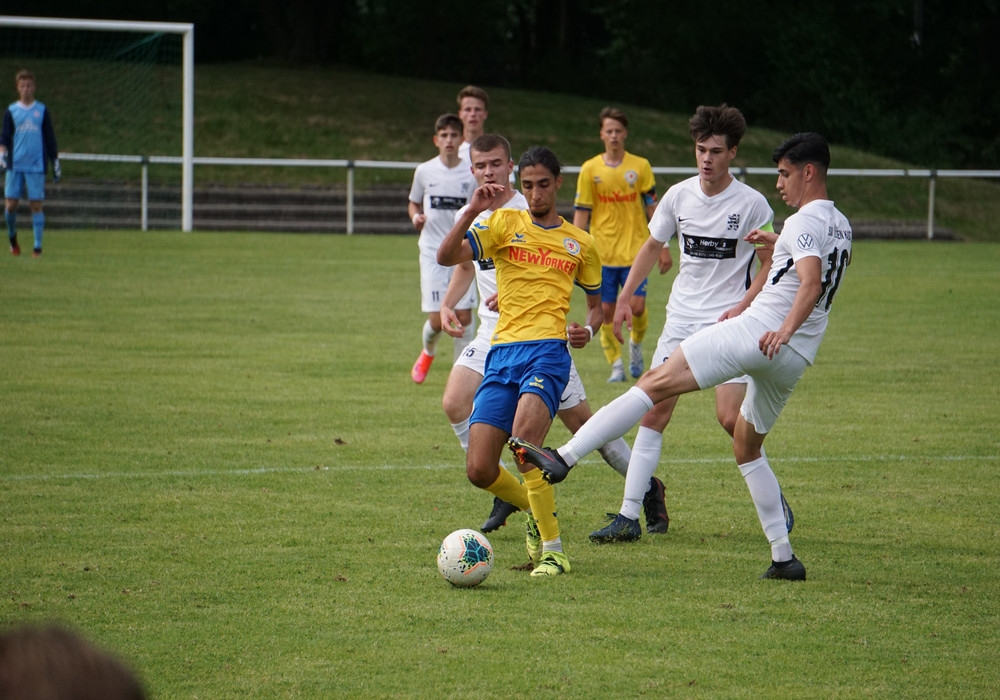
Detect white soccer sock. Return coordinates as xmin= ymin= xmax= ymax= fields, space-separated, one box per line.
xmin=620 ymin=426 xmax=663 ymax=521
xmin=560 ymin=386 xmax=654 ymax=465
xmin=541 ymin=537 xmax=563 ymax=554
xmin=450 ymin=419 xmax=470 ymax=452
xmin=738 ymin=455 xmax=793 ymax=562
xmin=597 ymin=437 xmax=631 ymax=478
xmin=422 ymin=319 xmax=441 ymax=355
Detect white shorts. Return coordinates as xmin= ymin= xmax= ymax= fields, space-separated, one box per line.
xmin=680 ymin=315 xmax=809 ymax=434
xmin=454 ymin=331 xmax=587 ymax=411
xmin=652 ymin=317 xmax=748 ymax=386
xmin=420 ymin=250 xmax=477 ymax=313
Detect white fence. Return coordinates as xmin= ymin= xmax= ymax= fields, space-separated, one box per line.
xmin=58 ymin=153 xmax=1000 ymax=238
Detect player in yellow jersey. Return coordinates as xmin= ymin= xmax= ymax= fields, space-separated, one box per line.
xmin=438 ymin=144 xmax=603 ymax=577
xmin=574 ymin=107 xmax=671 ymax=382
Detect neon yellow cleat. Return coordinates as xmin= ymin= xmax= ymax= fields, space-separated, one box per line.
xmin=530 ymin=550 xmax=571 ymax=577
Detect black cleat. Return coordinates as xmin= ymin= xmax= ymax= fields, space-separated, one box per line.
xmin=589 ymin=513 xmax=641 ymax=543
xmin=481 ymin=496 xmax=520 ymax=533
xmin=761 ymin=556 xmax=806 ymax=581
xmin=642 ymin=476 xmax=670 ymax=534
xmin=507 ymin=437 xmax=572 ymax=484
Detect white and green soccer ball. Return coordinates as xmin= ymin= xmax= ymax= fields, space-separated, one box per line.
xmin=436 ymin=528 xmax=493 ymax=587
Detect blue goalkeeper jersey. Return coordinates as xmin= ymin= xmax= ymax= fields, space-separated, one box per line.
xmin=2 ymin=100 xmax=58 ymax=173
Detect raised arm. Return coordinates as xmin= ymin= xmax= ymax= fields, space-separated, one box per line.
xmin=437 ymin=182 xmax=506 ymax=266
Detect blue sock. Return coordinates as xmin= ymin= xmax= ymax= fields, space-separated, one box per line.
xmin=4 ymin=209 xmax=14 ymax=241
xmin=32 ymin=211 xmax=44 ymax=251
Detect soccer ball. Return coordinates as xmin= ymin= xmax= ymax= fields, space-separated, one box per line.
xmin=436 ymin=528 xmax=494 ymax=587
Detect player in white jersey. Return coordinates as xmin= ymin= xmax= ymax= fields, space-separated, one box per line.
xmin=438 ymin=134 xmax=667 ymax=536
xmin=510 ymin=132 xmax=852 ymax=581
xmin=407 ymin=114 xmax=477 ymax=384
xmin=576 ymin=105 xmax=781 ymax=544
xmin=455 ymin=85 xmax=489 ymax=163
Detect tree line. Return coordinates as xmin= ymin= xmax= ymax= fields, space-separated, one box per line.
xmin=20 ymin=0 xmax=1000 ymax=168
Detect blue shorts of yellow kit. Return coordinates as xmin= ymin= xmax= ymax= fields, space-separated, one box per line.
xmin=601 ymin=266 xmax=648 ymax=304
xmin=470 ymin=340 xmax=571 ymax=434
xmin=4 ymin=171 xmax=46 ymax=201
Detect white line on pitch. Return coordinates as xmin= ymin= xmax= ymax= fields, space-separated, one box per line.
xmin=1 ymin=453 xmax=996 ymax=482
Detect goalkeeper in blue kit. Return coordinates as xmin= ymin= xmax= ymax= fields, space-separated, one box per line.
xmin=1 ymin=70 xmax=60 ymax=257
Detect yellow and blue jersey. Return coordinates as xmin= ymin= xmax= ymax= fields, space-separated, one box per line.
xmin=574 ymin=151 xmax=655 ymax=266
xmin=467 ymin=209 xmax=601 ymax=346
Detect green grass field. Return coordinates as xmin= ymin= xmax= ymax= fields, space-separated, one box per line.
xmin=2 ymin=231 xmax=999 ymax=698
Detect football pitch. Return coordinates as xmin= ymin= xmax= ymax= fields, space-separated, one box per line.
xmin=2 ymin=230 xmax=998 ymax=698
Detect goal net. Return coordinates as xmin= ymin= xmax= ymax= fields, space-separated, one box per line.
xmin=0 ymin=16 xmax=194 ymax=229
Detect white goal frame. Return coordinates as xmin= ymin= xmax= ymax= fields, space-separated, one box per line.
xmin=0 ymin=15 xmax=195 ymax=231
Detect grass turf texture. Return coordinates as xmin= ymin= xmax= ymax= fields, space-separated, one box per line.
xmin=2 ymin=231 xmax=999 ymax=697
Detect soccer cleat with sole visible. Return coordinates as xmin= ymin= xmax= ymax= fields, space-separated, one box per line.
xmin=507 ymin=436 xmax=572 ymax=484
xmin=530 ymin=550 xmax=571 ymax=577
xmin=607 ymin=358 xmax=626 ymax=383
xmin=589 ymin=513 xmax=641 ymax=543
xmin=642 ymin=476 xmax=670 ymax=534
xmin=629 ymin=340 xmax=644 ymax=378
xmin=761 ymin=555 xmax=806 ymax=581
xmin=482 ymin=496 xmax=520 ymax=533
xmin=524 ymin=513 xmax=542 ymax=566
xmin=410 ymin=350 xmax=434 ymax=383
xmin=781 ymin=491 xmax=794 ymax=534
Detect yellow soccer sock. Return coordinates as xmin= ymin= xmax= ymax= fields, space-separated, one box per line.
xmin=631 ymin=308 xmax=649 ymax=344
xmin=600 ymin=323 xmax=620 ymax=364
xmin=522 ymin=467 xmax=559 ymax=542
xmin=486 ymin=467 xmax=530 ymax=511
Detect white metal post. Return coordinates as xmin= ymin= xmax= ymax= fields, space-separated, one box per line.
xmin=181 ymin=25 xmax=194 ymax=231
xmin=927 ymin=171 xmax=936 ymax=240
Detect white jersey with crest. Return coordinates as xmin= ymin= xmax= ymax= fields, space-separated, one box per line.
xmin=744 ymin=199 xmax=852 ymax=363
xmin=649 ymin=176 xmax=774 ymax=323
xmin=408 ymin=156 xmax=475 ymax=257
xmin=456 ymin=190 xmax=530 ymax=336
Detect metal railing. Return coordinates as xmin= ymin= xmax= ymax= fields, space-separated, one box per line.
xmin=58 ymin=153 xmax=1000 ymax=238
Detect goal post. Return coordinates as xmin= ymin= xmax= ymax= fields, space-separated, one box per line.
xmin=0 ymin=15 xmax=194 ymax=231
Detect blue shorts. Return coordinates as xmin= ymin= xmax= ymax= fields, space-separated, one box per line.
xmin=470 ymin=340 xmax=570 ymax=433
xmin=601 ymin=266 xmax=647 ymax=304
xmin=4 ymin=171 xmax=46 ymax=201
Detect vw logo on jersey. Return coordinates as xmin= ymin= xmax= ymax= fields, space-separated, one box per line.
xmin=563 ymin=238 xmax=581 ymax=256
xmin=797 ymin=233 xmax=815 ymax=249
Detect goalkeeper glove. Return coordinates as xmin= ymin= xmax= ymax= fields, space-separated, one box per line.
xmin=52 ymin=158 xmax=61 ymax=183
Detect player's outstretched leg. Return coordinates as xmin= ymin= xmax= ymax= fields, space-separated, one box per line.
xmin=642 ymin=476 xmax=669 ymax=534
xmin=482 ymin=497 xmax=519 ymax=533
xmin=507 ymin=437 xmax=572 ymax=484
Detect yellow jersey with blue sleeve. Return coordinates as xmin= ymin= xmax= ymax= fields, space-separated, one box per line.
xmin=574 ymin=151 xmax=656 ymax=266
xmin=467 ymin=209 xmax=601 ymax=346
